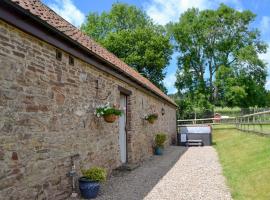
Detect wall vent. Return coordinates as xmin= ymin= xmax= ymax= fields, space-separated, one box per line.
xmin=69 ymin=55 xmax=74 ymax=66
xmin=56 ymin=49 xmax=62 ymax=61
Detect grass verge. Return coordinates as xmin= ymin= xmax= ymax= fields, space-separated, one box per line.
xmin=213 ymin=129 xmax=270 ymax=200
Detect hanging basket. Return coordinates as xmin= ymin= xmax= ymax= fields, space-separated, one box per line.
xmin=145 ymin=113 xmax=158 ymax=124
xmin=147 ymin=118 xmax=156 ymax=124
xmin=103 ymin=114 xmax=118 ymax=123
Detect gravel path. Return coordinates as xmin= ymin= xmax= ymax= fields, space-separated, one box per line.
xmin=94 ymin=146 xmax=232 ymax=200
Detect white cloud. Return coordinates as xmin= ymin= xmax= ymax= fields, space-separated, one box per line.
xmin=48 ymin=0 xmax=85 ymax=27
xmin=164 ymin=73 xmax=177 ymax=94
xmin=266 ymin=79 xmax=270 ymax=90
xmin=260 ymin=16 xmax=270 ymax=37
xmin=144 ymin=0 xmax=242 ymax=25
xmin=259 ymin=47 xmax=270 ymax=65
xmin=259 ymin=44 xmax=270 ymax=90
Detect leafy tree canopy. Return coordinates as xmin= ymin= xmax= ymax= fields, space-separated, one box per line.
xmin=81 ymin=3 xmax=173 ymax=93
xmin=169 ymin=4 xmax=268 ymax=108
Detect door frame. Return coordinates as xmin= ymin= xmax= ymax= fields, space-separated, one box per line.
xmin=118 ymin=86 xmax=132 ymax=163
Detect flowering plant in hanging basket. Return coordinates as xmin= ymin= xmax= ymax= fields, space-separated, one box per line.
xmin=95 ymin=103 xmax=122 ymax=123
xmin=145 ymin=113 xmax=158 ymax=124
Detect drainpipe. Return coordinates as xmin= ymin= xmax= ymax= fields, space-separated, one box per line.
xmin=66 ymin=154 xmax=80 ymax=198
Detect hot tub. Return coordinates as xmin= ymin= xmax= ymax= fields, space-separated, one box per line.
xmin=178 ymin=125 xmax=212 ymax=146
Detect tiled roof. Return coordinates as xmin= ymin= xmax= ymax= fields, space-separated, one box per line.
xmin=10 ymin=0 xmax=176 ymax=106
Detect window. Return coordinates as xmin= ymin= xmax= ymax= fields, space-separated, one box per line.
xmin=56 ymin=49 xmax=62 ymax=61
xmin=69 ymin=55 xmax=74 ymax=66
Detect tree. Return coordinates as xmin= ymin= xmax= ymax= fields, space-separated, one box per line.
xmin=266 ymin=91 xmax=270 ymax=107
xmin=169 ymin=4 xmax=268 ymax=107
xmin=215 ymin=66 xmax=247 ymax=107
xmin=81 ymin=3 xmax=173 ymax=93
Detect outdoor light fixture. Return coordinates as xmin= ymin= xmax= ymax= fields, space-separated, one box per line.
xmin=161 ymin=108 xmax=165 ymax=116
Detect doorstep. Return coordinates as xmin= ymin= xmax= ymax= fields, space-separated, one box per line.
xmin=115 ymin=163 xmax=140 ymax=171
xmin=112 ymin=163 xmax=140 ymax=176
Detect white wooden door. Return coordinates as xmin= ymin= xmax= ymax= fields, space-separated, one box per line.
xmin=119 ymin=94 xmax=127 ymax=163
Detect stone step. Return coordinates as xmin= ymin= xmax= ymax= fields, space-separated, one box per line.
xmin=187 ymin=142 xmax=202 ymax=145
xmin=187 ymin=139 xmax=202 ymax=142
xmin=186 ymin=140 xmax=203 ymax=147
xmin=114 ymin=163 xmax=140 ymax=172
xmin=112 ymin=163 xmax=140 ymax=177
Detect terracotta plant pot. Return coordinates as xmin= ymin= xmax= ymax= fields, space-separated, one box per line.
xmin=103 ymin=114 xmax=117 ymax=123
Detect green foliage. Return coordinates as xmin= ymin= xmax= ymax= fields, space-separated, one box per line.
xmin=81 ymin=3 xmax=150 ymax=41
xmin=214 ymin=107 xmax=241 ymax=117
xmin=145 ymin=113 xmax=158 ymax=121
xmin=171 ymin=93 xmax=213 ymax=119
xmin=215 ymin=65 xmax=268 ymax=107
xmin=175 ymin=98 xmax=194 ymax=119
xmin=169 ymin=4 xmax=268 ymax=108
xmin=215 ymin=66 xmax=247 ymax=107
xmin=154 ymin=133 xmax=167 ymax=148
xmin=81 ymin=3 xmax=173 ymax=93
xmin=214 ymin=107 xmax=241 ymax=113
xmin=95 ymin=104 xmax=122 ymax=117
xmin=82 ymin=167 xmax=107 ymax=182
xmin=266 ymin=91 xmax=270 ymax=107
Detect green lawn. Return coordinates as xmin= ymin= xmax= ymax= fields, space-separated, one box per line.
xmin=212 ymin=124 xmax=236 ymax=130
xmin=213 ymin=129 xmax=270 ymax=200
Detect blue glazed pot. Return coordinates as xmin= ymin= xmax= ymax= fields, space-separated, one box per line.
xmin=79 ymin=177 xmax=100 ymax=199
xmin=155 ymin=147 xmax=164 ymax=155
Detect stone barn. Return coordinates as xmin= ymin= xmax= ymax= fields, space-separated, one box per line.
xmin=0 ymin=0 xmax=177 ymax=199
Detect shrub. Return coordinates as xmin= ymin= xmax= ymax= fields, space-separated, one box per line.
xmin=82 ymin=167 xmax=107 ymax=182
xmin=154 ymin=133 xmax=167 ymax=148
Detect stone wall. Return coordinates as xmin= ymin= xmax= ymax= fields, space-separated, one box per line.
xmin=0 ymin=20 xmax=176 ymax=200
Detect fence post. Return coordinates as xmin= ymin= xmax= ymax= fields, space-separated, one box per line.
xmin=253 ymin=115 xmax=255 ymax=132
xmin=240 ymin=117 xmax=242 ymax=130
xmin=260 ymin=114 xmax=262 ymax=133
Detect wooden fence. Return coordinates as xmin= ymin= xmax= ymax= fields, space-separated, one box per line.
xmin=177 ymin=117 xmax=236 ymax=133
xmin=177 ymin=110 xmax=270 ymax=136
xmin=235 ymin=110 xmax=270 ymax=135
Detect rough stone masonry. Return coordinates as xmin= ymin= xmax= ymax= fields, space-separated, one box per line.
xmin=0 ymin=19 xmax=176 ymax=200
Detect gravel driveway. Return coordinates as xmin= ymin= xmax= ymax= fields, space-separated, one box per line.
xmin=94 ymin=146 xmax=232 ymax=200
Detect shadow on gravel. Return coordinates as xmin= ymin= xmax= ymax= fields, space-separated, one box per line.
xmin=95 ymin=146 xmax=188 ymax=200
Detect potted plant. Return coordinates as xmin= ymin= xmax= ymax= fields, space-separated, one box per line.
xmin=154 ymin=133 xmax=167 ymax=155
xmin=95 ymin=103 xmax=122 ymax=123
xmin=145 ymin=113 xmax=158 ymax=124
xmin=79 ymin=167 xmax=107 ymax=199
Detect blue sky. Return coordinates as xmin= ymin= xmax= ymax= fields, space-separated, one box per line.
xmin=43 ymin=0 xmax=270 ymax=94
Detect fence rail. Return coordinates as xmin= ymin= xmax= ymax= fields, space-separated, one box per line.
xmin=177 ymin=117 xmax=236 ymax=125
xmin=178 ymin=110 xmax=270 ymax=135
xmin=235 ymin=110 xmax=270 ymax=135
